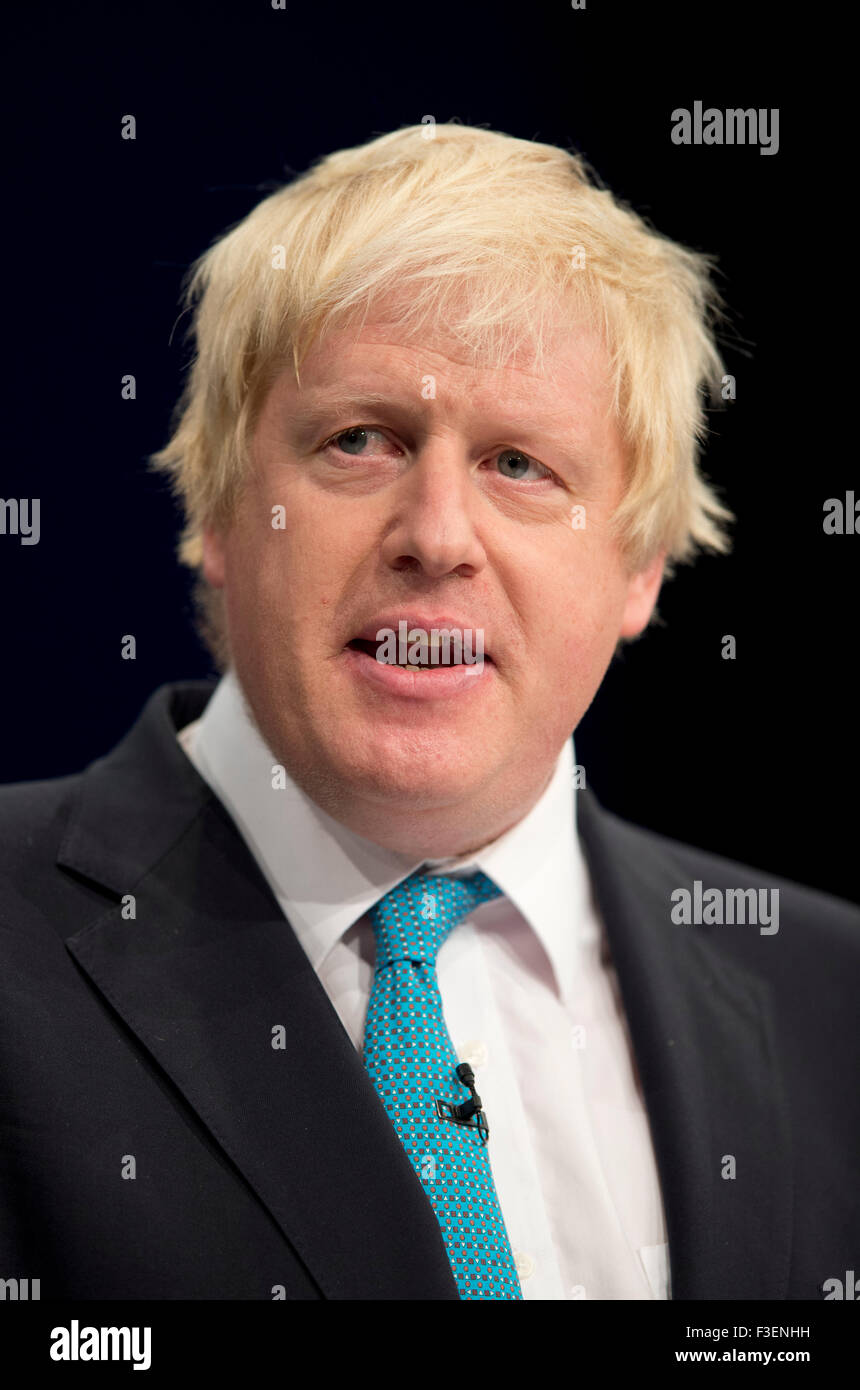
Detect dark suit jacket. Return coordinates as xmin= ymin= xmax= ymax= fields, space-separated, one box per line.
xmin=0 ymin=680 xmax=857 ymax=1300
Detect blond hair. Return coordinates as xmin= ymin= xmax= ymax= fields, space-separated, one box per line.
xmin=151 ymin=122 xmax=733 ymax=659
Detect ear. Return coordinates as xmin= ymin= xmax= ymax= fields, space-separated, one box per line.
xmin=619 ymin=550 xmax=665 ymax=639
xmin=201 ymin=526 xmax=227 ymax=589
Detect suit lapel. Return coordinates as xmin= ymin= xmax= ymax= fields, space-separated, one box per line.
xmin=56 ymin=681 xmax=792 ymax=1300
xmin=577 ymin=788 xmax=793 ymax=1299
xmin=58 ymin=681 xmax=459 ymax=1300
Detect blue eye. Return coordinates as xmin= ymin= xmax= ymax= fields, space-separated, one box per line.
xmin=334 ymin=426 xmax=373 ymax=454
xmin=495 ymin=449 xmax=548 ymax=482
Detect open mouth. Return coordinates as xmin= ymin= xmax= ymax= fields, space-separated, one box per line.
xmin=346 ymin=637 xmax=492 ymax=670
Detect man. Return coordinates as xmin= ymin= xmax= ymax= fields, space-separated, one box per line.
xmin=0 ymin=124 xmax=857 ymax=1302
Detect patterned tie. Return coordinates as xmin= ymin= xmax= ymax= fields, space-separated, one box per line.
xmin=362 ymin=869 xmax=523 ymax=1300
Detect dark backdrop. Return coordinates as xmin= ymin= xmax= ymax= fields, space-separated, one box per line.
xmin=2 ymin=1 xmax=855 ymax=902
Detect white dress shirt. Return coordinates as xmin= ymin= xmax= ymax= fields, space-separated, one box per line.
xmin=176 ymin=668 xmax=669 ymax=1299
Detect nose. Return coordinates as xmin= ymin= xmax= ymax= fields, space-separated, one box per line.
xmin=380 ymin=443 xmax=488 ymax=579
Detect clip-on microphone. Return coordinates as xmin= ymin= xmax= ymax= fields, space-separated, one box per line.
xmin=435 ymin=1062 xmax=490 ymax=1145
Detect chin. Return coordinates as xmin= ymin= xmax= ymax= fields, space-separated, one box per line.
xmin=325 ymin=731 xmax=489 ymax=808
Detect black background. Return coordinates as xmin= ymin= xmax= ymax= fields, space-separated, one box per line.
xmin=2 ymin=1 xmax=854 ymax=901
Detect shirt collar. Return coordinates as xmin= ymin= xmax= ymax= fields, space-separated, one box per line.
xmin=177 ymin=668 xmax=592 ymax=1005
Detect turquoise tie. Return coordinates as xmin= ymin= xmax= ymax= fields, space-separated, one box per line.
xmin=362 ymin=869 xmax=523 ymax=1300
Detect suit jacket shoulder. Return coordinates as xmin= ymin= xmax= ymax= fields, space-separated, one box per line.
xmin=0 ymin=681 xmax=857 ymax=1300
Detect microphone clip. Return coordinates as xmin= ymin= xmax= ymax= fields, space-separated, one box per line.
xmin=435 ymin=1063 xmax=489 ymax=1145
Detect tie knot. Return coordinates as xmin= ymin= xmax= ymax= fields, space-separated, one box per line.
xmin=368 ymin=870 xmax=501 ymax=968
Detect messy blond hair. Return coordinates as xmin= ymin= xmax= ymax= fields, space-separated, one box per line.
xmin=150 ymin=122 xmax=733 ymax=664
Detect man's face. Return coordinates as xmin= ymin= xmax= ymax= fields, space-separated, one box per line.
xmin=203 ymin=310 xmax=663 ymax=855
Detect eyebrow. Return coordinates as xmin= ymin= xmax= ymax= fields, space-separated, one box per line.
xmin=284 ymin=388 xmax=415 ymax=440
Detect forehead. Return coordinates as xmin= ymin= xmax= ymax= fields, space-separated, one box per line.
xmin=279 ymin=306 xmax=614 ymax=427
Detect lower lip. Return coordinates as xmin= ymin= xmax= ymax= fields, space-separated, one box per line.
xmin=342 ymin=646 xmax=494 ymax=701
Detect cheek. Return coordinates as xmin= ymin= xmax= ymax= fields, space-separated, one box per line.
xmin=263 ymin=475 xmax=363 ymax=581
xmin=223 ymin=500 xmax=355 ymax=658
xmin=219 ymin=518 xmax=291 ymax=660
xmin=527 ymin=536 xmax=627 ymax=639
xmin=225 ymin=499 xmax=302 ymax=599
xmin=530 ymin=553 xmax=628 ymax=683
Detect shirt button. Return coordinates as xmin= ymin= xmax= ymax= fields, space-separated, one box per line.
xmin=459 ymin=1040 xmax=488 ymax=1069
xmin=513 ymin=1251 xmax=536 ymax=1280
